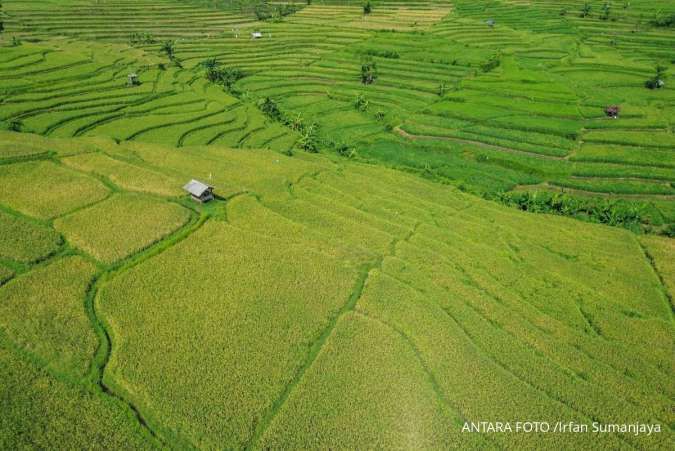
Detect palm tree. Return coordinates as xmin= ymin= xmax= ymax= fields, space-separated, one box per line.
xmin=580 ymin=3 xmax=592 ymax=17
xmin=201 ymin=58 xmax=218 ymax=70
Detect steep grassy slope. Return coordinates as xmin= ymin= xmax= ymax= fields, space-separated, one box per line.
xmin=0 ymin=131 xmax=671 ymax=448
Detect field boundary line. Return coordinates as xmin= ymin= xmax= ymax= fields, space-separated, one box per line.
xmin=635 ymin=238 xmax=675 ymax=319
xmin=84 ymin=210 xmax=211 ymax=449
xmin=245 ymin=220 xmax=421 ymax=449
xmin=352 ymin=309 xmax=499 ymax=449
xmin=245 ymin=259 xmax=376 ymax=450
xmin=393 ymin=126 xmax=566 ymax=161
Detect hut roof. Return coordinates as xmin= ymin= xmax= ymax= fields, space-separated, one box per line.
xmin=183 ymin=179 xmax=213 ymax=197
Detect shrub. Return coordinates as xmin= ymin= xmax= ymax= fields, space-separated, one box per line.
xmin=298 ymin=122 xmax=319 ymax=153
xmin=8 ymin=119 xmax=22 ymax=132
xmin=204 ymin=62 xmax=245 ymax=92
xmin=129 ymin=32 xmax=155 ymax=45
xmin=160 ymin=40 xmax=175 ymax=60
xmin=650 ymin=12 xmax=675 ymax=27
xmin=363 ymin=49 xmax=399 ymax=59
xmin=645 ymin=64 xmax=667 ymax=89
xmin=201 ymin=58 xmax=219 ymax=71
xmin=254 ymin=2 xmax=299 ymax=21
xmin=663 ymin=223 xmax=675 ymax=237
xmin=363 ymin=1 xmax=372 ymax=15
xmin=335 ymin=142 xmax=355 ymax=158
xmin=495 ymin=191 xmax=647 ymax=230
xmin=361 ymin=59 xmax=377 ymax=84
xmin=258 ymin=97 xmax=282 ymax=121
xmin=287 ymin=113 xmax=304 ymax=131
xmin=480 ymin=56 xmax=500 ymax=73
xmin=354 ymin=94 xmax=369 ymax=112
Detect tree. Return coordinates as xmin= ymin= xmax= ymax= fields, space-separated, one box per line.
xmin=8 ymin=119 xmax=22 ymax=132
xmin=203 ymin=63 xmax=244 ymax=92
xmin=258 ymin=97 xmax=282 ymax=121
xmin=363 ymin=1 xmax=372 ymax=15
xmin=650 ymin=11 xmax=675 ymax=27
xmin=201 ymin=58 xmax=218 ymax=70
xmin=601 ymin=2 xmax=611 ymax=20
xmin=645 ymin=64 xmax=667 ymax=89
xmin=160 ymin=40 xmax=175 ymax=60
xmin=580 ymin=2 xmax=591 ymax=17
xmin=0 ymin=0 xmax=4 ymax=34
xmin=361 ymin=60 xmax=377 ymax=84
xmin=480 ymin=56 xmax=500 ymax=73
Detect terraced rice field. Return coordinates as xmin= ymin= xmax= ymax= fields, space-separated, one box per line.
xmin=0 ymin=0 xmax=673 ymax=449
xmin=0 ymin=131 xmax=672 ymax=449
xmin=1 ymin=0 xmax=672 ymax=231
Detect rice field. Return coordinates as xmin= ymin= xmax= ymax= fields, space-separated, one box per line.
xmin=0 ymin=210 xmax=62 ymax=263
xmin=54 ymin=194 xmax=191 ymax=264
xmin=0 ymin=0 xmax=673 ymax=449
xmin=1 ymin=0 xmax=671 ymax=230
xmin=0 ymin=160 xmax=110 ymax=219
xmin=0 ymin=128 xmax=671 ymax=448
xmin=0 ymin=256 xmax=98 ymax=378
xmin=0 ymin=338 xmax=155 ymax=450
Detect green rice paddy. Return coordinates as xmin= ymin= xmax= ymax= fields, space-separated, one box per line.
xmin=0 ymin=0 xmax=673 ymax=449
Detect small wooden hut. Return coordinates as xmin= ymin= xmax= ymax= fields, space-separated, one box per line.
xmin=127 ymin=73 xmax=140 ymax=87
xmin=604 ymin=105 xmax=620 ymax=118
xmin=183 ymin=179 xmax=214 ymax=203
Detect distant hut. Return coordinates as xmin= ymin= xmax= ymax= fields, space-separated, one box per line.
xmin=183 ymin=179 xmax=214 ymax=203
xmin=251 ymin=31 xmax=263 ymax=39
xmin=604 ymin=105 xmax=620 ymax=119
xmin=127 ymin=73 xmax=140 ymax=87
xmin=486 ymin=18 xmax=495 ymax=28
